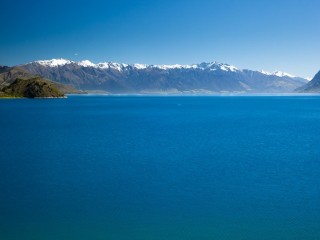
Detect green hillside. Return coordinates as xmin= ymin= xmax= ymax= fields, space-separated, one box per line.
xmin=2 ymin=78 xmax=64 ymax=98
xmin=0 ymin=66 xmax=82 ymax=98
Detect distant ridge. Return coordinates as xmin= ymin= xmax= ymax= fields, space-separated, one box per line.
xmin=20 ymin=59 xmax=308 ymax=94
xmin=296 ymin=70 xmax=320 ymax=92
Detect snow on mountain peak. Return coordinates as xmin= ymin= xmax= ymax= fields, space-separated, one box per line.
xmin=96 ymin=62 xmax=110 ymax=69
xmin=32 ymin=59 xmax=240 ymax=73
xmin=133 ymin=64 xmax=148 ymax=69
xmin=273 ymin=71 xmax=296 ymax=78
xmin=217 ymin=63 xmax=238 ymax=72
xmin=96 ymin=62 xmax=129 ymax=71
xmin=154 ymin=64 xmax=196 ymax=70
xmin=78 ymin=60 xmax=95 ymax=67
xmin=260 ymin=70 xmax=296 ymax=78
xmin=35 ymin=58 xmax=72 ymax=67
xmin=223 ymin=65 xmax=238 ymax=72
xmin=31 ymin=59 xmax=302 ymax=79
xmin=197 ymin=62 xmax=239 ymax=72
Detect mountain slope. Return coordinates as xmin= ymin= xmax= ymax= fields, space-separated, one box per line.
xmin=0 ymin=66 xmax=36 ymax=87
xmin=2 ymin=78 xmax=65 ymax=98
xmin=0 ymin=66 xmax=81 ymax=94
xmin=296 ymin=71 xmax=320 ymax=92
xmin=20 ymin=59 xmax=308 ymax=93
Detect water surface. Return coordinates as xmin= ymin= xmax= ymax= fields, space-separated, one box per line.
xmin=1 ymin=95 xmax=320 ymax=240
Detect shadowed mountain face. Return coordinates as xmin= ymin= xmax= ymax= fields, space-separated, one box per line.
xmin=20 ymin=59 xmax=308 ymax=93
xmin=296 ymin=71 xmax=320 ymax=92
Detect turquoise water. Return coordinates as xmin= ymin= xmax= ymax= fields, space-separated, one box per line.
xmin=0 ymin=95 xmax=320 ymax=240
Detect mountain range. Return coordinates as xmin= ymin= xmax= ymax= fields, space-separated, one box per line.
xmin=19 ymin=59 xmax=309 ymax=94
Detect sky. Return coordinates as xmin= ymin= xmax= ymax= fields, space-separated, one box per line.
xmin=1 ymin=0 xmax=320 ymax=78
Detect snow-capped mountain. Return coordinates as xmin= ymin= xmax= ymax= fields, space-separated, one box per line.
xmin=31 ymin=59 xmax=289 ymax=76
xmin=35 ymin=59 xmax=73 ymax=67
xmin=19 ymin=59 xmax=308 ymax=93
xmin=31 ymin=59 xmax=241 ymax=72
xmin=259 ymin=70 xmax=296 ymax=78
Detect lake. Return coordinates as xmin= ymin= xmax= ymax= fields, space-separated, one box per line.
xmin=0 ymin=95 xmax=320 ymax=240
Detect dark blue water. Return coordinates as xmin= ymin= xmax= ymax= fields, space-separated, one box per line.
xmin=1 ymin=95 xmax=320 ymax=240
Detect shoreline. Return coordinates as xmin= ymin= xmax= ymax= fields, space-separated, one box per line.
xmin=0 ymin=96 xmax=67 ymax=99
xmin=1 ymin=93 xmax=320 ymax=99
xmin=67 ymin=92 xmax=320 ymax=97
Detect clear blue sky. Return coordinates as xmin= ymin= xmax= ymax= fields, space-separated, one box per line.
xmin=1 ymin=0 xmax=319 ymax=77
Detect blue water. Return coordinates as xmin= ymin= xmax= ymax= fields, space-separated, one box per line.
xmin=0 ymin=95 xmax=320 ymax=240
